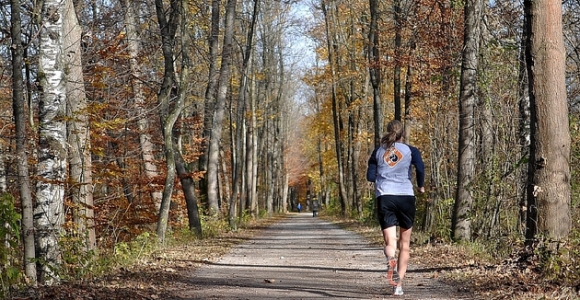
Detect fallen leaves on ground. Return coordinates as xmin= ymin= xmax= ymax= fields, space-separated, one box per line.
xmin=10 ymin=217 xmax=281 ymax=300
xmin=334 ymin=218 xmax=580 ymax=300
xmin=11 ymin=216 xmax=580 ymax=300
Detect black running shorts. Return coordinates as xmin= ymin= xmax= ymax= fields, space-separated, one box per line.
xmin=376 ymin=194 xmax=416 ymax=230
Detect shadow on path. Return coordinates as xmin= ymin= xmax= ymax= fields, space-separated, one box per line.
xmin=171 ymin=214 xmax=474 ymax=300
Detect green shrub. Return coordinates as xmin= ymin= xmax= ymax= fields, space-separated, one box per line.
xmin=361 ymin=196 xmax=377 ymax=226
xmin=201 ymin=216 xmax=229 ymax=238
xmin=535 ymin=230 xmax=580 ymax=286
xmin=59 ymin=231 xmax=97 ymax=280
xmin=0 ymin=193 xmax=23 ymax=298
xmin=113 ymin=232 xmax=158 ymax=265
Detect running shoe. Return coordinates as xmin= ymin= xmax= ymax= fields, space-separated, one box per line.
xmin=393 ymin=286 xmax=404 ymax=296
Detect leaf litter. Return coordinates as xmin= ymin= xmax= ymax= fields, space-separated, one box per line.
xmin=11 ymin=216 xmax=580 ymax=300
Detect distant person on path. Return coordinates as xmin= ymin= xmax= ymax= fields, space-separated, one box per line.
xmin=312 ymin=201 xmax=319 ymax=217
xmin=297 ymin=203 xmax=302 ymax=213
xmin=366 ymin=119 xmax=425 ymax=296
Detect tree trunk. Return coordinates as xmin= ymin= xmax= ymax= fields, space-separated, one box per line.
xmin=200 ymin=0 xmax=221 ymax=202
xmin=452 ymin=0 xmax=483 ymax=242
xmin=63 ymin=0 xmax=95 ymax=251
xmin=322 ymin=0 xmax=348 ymax=215
xmin=230 ymin=0 xmax=259 ymax=227
xmin=238 ymin=109 xmax=248 ymax=219
xmin=352 ymin=107 xmax=363 ymax=218
xmin=524 ymin=0 xmax=571 ymax=246
xmin=247 ymin=91 xmax=258 ymax=217
xmin=219 ymin=148 xmax=231 ymax=209
xmin=393 ymin=0 xmax=402 ymax=121
xmin=10 ymin=0 xmax=37 ymax=283
xmin=207 ymin=0 xmax=237 ymax=217
xmin=154 ymin=0 xmax=181 ymax=242
xmin=36 ymin=0 xmax=68 ymax=284
xmin=169 ymin=0 xmax=200 ymax=236
xmin=174 ymin=145 xmax=202 ymax=236
xmin=404 ymin=39 xmax=416 ymax=142
xmin=229 ymin=77 xmax=244 ymax=228
xmin=518 ymin=6 xmax=531 ymax=235
xmin=313 ymin=86 xmax=329 ymax=209
xmin=368 ymin=0 xmax=383 ymax=147
xmin=121 ymin=0 xmax=163 ymax=211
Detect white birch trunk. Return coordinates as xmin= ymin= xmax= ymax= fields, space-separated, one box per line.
xmin=35 ymin=0 xmax=68 ymax=285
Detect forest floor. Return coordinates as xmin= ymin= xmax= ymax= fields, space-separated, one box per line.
xmin=11 ymin=213 xmax=580 ymax=300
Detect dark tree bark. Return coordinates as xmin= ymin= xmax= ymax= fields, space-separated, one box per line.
xmin=174 ymin=145 xmax=202 ymax=236
xmin=452 ymin=0 xmax=483 ymax=242
xmin=518 ymin=7 xmax=531 ymax=234
xmin=10 ymin=0 xmax=36 ymax=284
xmin=154 ymin=0 xmax=182 ymax=242
xmin=368 ymin=0 xmax=383 ymax=147
xmin=393 ymin=0 xmax=402 ymax=121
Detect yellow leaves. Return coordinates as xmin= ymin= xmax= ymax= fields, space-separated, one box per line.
xmin=91 ymin=117 xmax=128 ymax=131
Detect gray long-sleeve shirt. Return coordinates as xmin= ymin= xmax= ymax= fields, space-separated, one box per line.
xmin=366 ymin=142 xmax=425 ymax=197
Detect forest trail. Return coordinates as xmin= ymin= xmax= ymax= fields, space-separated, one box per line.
xmin=171 ymin=213 xmax=473 ymax=300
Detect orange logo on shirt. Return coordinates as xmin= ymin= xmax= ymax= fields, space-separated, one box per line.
xmin=383 ymin=148 xmax=403 ymax=167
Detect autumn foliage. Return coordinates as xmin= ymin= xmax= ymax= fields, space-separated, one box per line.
xmin=1 ymin=0 xmax=580 ymax=295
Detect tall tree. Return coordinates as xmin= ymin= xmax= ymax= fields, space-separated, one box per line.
xmin=120 ymin=0 xmax=163 ymax=211
xmin=63 ymin=0 xmax=95 ymax=250
xmin=321 ymin=0 xmax=349 ymax=215
xmin=206 ymin=0 xmax=237 ymax=216
xmin=368 ymin=0 xmax=383 ymax=147
xmin=174 ymin=0 xmax=202 ymax=237
xmin=230 ymin=0 xmax=259 ymax=227
xmin=452 ymin=0 xmax=483 ymax=242
xmin=35 ymin=0 xmax=68 ymax=285
xmin=393 ymin=0 xmax=403 ymax=121
xmin=154 ymin=0 xmax=182 ymax=242
xmin=524 ymin=0 xmax=571 ymax=246
xmin=10 ymin=0 xmax=36 ymax=284
xmin=200 ymin=0 xmax=221 ymax=203
xmin=518 ymin=3 xmax=531 ymax=233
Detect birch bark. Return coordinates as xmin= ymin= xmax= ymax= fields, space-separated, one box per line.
xmin=36 ymin=0 xmax=68 ymax=285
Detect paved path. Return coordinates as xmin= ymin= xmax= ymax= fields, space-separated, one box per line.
xmin=177 ymin=214 xmax=473 ymax=299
